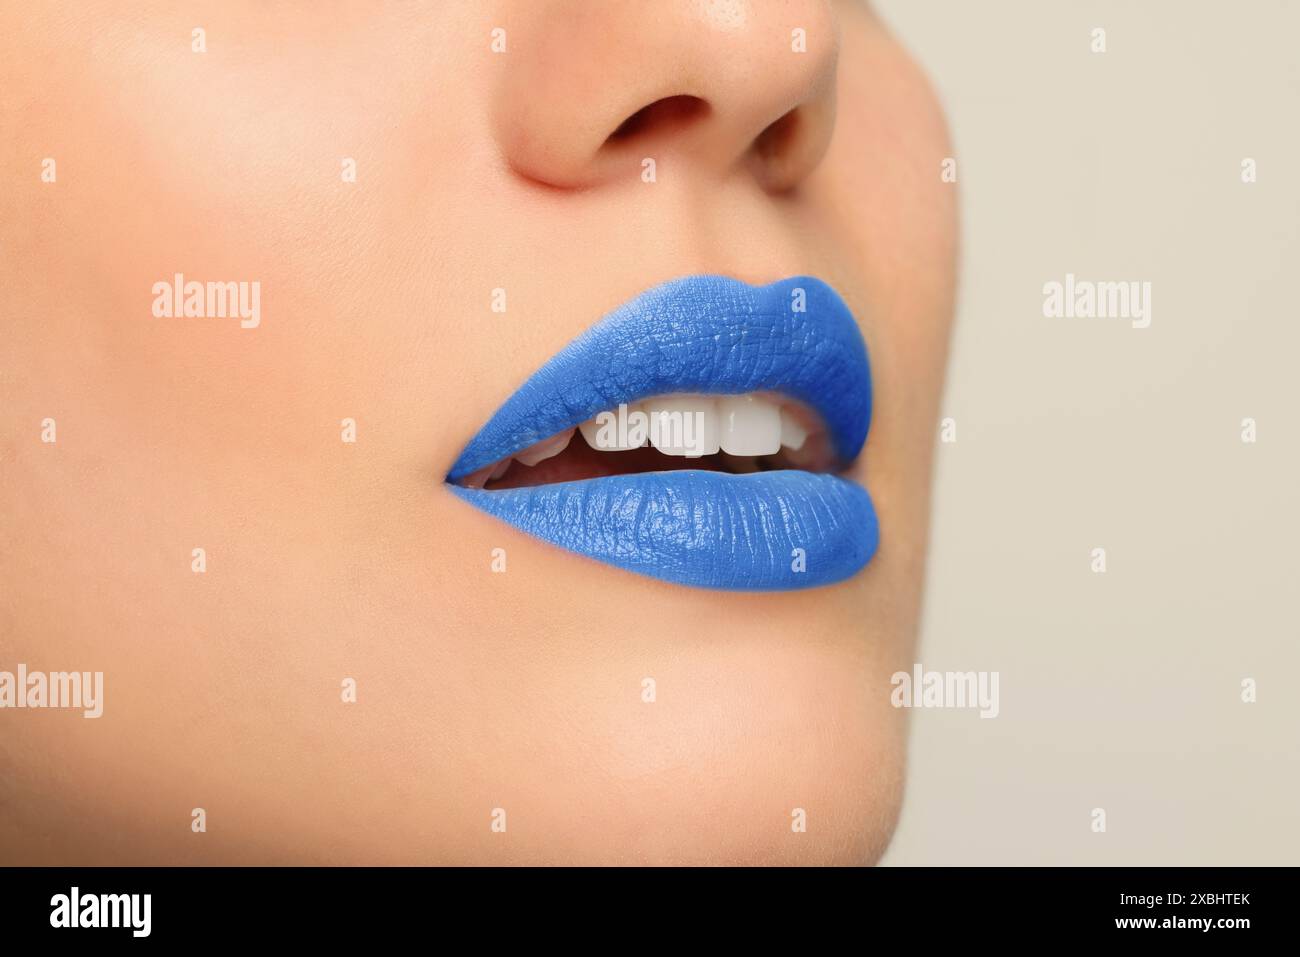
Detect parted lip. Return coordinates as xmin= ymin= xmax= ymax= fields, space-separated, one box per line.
xmin=445 ymin=274 xmax=879 ymax=591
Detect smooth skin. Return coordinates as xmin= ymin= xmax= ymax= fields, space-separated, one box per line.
xmin=0 ymin=1 xmax=956 ymax=864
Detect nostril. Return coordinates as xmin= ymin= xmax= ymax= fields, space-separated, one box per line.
xmin=747 ymin=106 xmax=828 ymax=193
xmin=752 ymin=109 xmax=802 ymax=163
xmin=604 ymin=95 xmax=709 ymax=145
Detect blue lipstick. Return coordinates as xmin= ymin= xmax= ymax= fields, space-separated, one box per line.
xmin=447 ymin=275 xmax=878 ymax=590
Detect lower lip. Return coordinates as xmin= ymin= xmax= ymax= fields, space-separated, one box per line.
xmin=450 ymin=469 xmax=878 ymax=590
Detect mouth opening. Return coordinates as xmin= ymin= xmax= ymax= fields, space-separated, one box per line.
xmin=455 ymin=392 xmax=840 ymax=491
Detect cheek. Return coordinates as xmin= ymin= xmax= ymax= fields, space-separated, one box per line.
xmin=827 ymin=20 xmax=958 ymax=353
xmin=44 ymin=12 xmax=499 ymax=477
xmin=813 ymin=16 xmax=958 ymax=530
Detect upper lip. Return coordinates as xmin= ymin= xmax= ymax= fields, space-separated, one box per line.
xmin=447 ymin=274 xmax=872 ymax=481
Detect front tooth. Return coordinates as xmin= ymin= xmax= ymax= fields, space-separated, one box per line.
xmin=780 ymin=407 xmax=809 ymax=451
xmin=578 ymin=402 xmax=647 ymax=451
xmin=644 ymin=396 xmax=720 ymax=457
xmin=719 ymin=395 xmax=782 ymax=456
xmin=514 ymin=427 xmax=575 ymax=466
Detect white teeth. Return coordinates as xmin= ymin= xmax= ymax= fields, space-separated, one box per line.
xmin=573 ymin=394 xmax=810 ymax=458
xmin=514 ymin=427 xmax=575 ymax=467
xmin=718 ymin=394 xmax=782 ymax=456
xmin=779 ymin=407 xmax=808 ymax=451
xmin=578 ymin=402 xmax=647 ymax=451
xmin=643 ymin=397 xmax=720 ymax=457
xmin=461 ymin=395 xmax=813 ymax=489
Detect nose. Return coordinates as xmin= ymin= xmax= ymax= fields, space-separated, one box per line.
xmin=492 ymin=0 xmax=841 ymax=192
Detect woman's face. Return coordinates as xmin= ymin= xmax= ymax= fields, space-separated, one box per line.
xmin=2 ymin=1 xmax=955 ymax=863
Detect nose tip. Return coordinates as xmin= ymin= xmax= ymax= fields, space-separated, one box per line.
xmin=492 ymin=0 xmax=841 ymax=192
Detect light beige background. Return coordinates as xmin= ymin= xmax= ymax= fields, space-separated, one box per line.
xmin=874 ymin=0 xmax=1299 ymax=865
